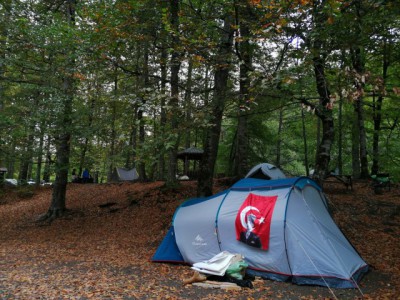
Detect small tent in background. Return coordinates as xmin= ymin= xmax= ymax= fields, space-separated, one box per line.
xmin=245 ymin=163 xmax=286 ymax=180
xmin=112 ymin=167 xmax=139 ymax=182
xmin=152 ymin=177 xmax=368 ymax=288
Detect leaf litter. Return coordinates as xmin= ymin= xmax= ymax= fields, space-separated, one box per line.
xmin=0 ymin=179 xmax=399 ymax=299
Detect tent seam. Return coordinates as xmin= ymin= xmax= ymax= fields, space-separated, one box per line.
xmin=214 ymin=188 xmax=233 ymax=252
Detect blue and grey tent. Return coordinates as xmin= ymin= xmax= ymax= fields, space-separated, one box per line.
xmin=152 ymin=177 xmax=368 ymax=288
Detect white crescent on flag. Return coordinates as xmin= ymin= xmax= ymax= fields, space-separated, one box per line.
xmin=240 ymin=206 xmax=260 ymax=231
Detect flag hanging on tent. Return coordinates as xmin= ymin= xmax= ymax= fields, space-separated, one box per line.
xmin=235 ymin=193 xmax=278 ymax=250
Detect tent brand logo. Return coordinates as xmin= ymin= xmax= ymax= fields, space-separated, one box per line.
xmin=192 ymin=235 xmax=207 ymax=246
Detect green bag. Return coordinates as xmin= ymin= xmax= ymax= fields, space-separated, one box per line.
xmin=226 ymin=260 xmax=248 ymax=280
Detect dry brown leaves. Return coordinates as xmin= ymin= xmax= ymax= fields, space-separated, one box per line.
xmin=1 ymin=179 xmax=399 ymax=299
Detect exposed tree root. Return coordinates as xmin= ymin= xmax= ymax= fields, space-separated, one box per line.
xmin=36 ymin=208 xmax=68 ymax=225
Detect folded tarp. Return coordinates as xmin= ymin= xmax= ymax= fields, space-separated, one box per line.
xmin=191 ymin=251 xmax=241 ymax=276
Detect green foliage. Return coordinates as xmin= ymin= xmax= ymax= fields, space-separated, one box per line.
xmin=1 ymin=0 xmax=399 ymax=184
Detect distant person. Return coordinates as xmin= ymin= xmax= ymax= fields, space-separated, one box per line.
xmin=82 ymin=168 xmax=90 ymax=183
xmin=71 ymin=169 xmax=78 ymax=182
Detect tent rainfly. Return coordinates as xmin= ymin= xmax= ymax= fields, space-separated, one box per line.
xmin=245 ymin=163 xmax=286 ymax=180
xmin=152 ymin=177 xmax=368 ymax=288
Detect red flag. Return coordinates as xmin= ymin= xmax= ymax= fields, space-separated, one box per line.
xmin=235 ymin=193 xmax=278 ymax=250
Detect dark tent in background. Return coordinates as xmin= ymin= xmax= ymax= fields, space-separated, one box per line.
xmin=111 ymin=167 xmax=139 ymax=182
xmin=245 ymin=163 xmax=286 ymax=180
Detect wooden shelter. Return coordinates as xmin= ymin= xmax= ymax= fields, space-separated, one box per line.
xmin=177 ymin=147 xmax=204 ymax=179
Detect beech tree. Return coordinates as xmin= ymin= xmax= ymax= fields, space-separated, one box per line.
xmin=40 ymin=0 xmax=78 ymax=220
xmin=198 ymin=8 xmax=235 ymax=196
xmin=231 ymin=0 xmax=254 ymax=178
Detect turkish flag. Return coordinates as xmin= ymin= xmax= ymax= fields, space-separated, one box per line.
xmin=235 ymin=193 xmax=278 ymax=250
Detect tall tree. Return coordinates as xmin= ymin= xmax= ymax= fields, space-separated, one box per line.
xmin=158 ymin=43 xmax=168 ymax=180
xmin=371 ymin=39 xmax=390 ymax=175
xmin=368 ymin=1 xmax=399 ymax=175
xmin=183 ymin=58 xmax=193 ymax=175
xmin=41 ymin=0 xmax=77 ymax=221
xmin=307 ymin=0 xmax=334 ymax=185
xmin=137 ymin=41 xmax=149 ymax=181
xmin=166 ymin=0 xmax=182 ymax=186
xmin=232 ymin=0 xmax=253 ymax=178
xmin=106 ymin=73 xmax=118 ymax=182
xmin=350 ymin=0 xmax=369 ymax=179
xmin=0 ymin=1 xmax=12 ymax=169
xmin=198 ymin=11 xmax=234 ymax=196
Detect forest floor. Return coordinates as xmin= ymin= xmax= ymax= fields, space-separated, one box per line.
xmin=0 ymin=178 xmax=399 ymax=299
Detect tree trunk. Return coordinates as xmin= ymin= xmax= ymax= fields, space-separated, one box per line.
xmin=137 ymin=41 xmax=149 ymax=181
xmin=35 ymin=120 xmax=46 ymax=185
xmin=371 ymin=39 xmax=389 ymax=175
xmin=167 ymin=0 xmax=182 ymax=186
xmin=41 ymin=0 xmax=76 ymax=221
xmin=78 ymin=91 xmax=96 ymax=178
xmin=42 ymin=135 xmax=52 ymax=182
xmin=313 ymin=106 xmax=334 ymax=186
xmin=309 ymin=1 xmax=334 ymax=186
xmin=48 ymin=123 xmax=71 ymax=218
xmin=197 ymin=13 xmax=234 ymax=196
xmin=351 ymin=0 xmax=369 ymax=179
xmin=233 ymin=3 xmax=252 ymax=178
xmin=18 ymin=135 xmax=33 ymax=183
xmin=19 ymin=93 xmax=39 ymax=183
xmin=351 ymin=110 xmax=361 ymax=178
xmin=0 ymin=0 xmax=9 ymax=114
xmin=351 ymin=46 xmax=369 ymax=179
xmin=19 ymin=93 xmax=40 ymax=182
xmin=276 ymin=106 xmax=284 ymax=168
xmin=337 ymin=52 xmax=347 ymax=175
xmin=337 ymin=96 xmax=343 ymax=175
xmin=107 ymin=76 xmax=118 ymax=182
xmin=311 ymin=49 xmax=333 ymax=184
xmin=354 ymin=96 xmax=369 ymax=178
xmin=131 ymin=104 xmax=138 ymax=171
xmin=301 ymin=108 xmax=310 ymax=176
xmin=183 ymin=59 xmax=193 ymax=175
xmin=158 ymin=44 xmax=168 ymax=180
xmin=372 ymin=93 xmax=383 ymax=175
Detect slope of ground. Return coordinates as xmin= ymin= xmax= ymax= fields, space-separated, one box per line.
xmin=0 ymin=179 xmax=399 ymax=299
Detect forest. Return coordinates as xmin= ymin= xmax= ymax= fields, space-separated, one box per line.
xmin=0 ymin=0 xmax=399 ymax=218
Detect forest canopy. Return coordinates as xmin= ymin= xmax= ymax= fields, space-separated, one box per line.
xmin=0 ymin=0 xmax=399 ymax=198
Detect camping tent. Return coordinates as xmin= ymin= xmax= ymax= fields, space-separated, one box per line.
xmin=245 ymin=163 xmax=286 ymax=180
xmin=113 ymin=167 xmax=139 ymax=181
xmin=152 ymin=177 xmax=368 ymax=288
